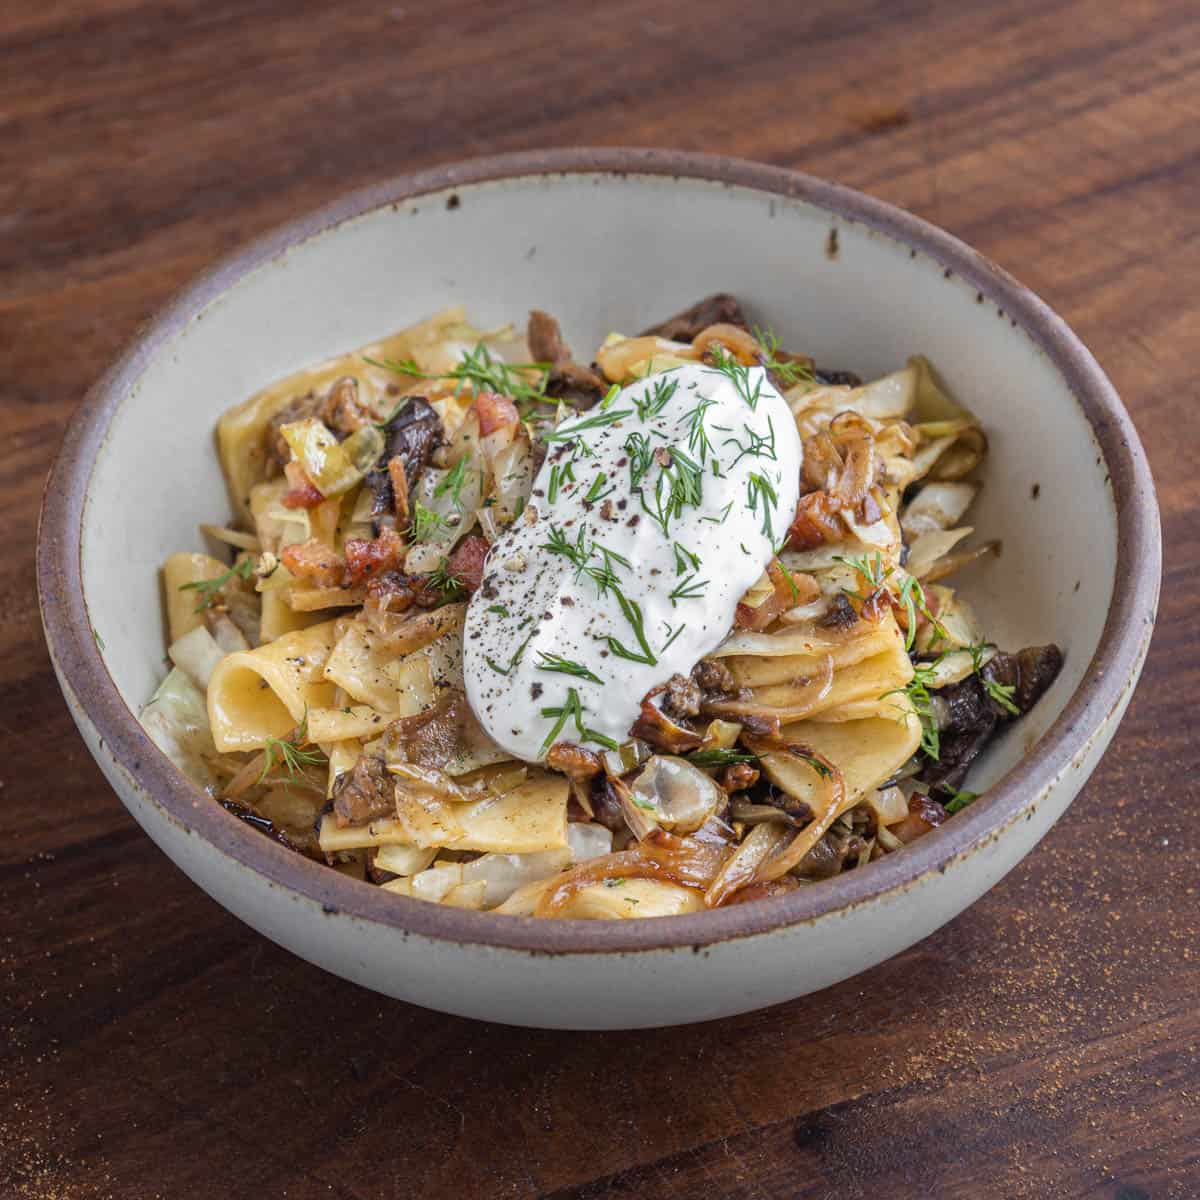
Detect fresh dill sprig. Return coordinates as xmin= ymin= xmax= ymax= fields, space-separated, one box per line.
xmin=259 ymin=712 xmax=326 ymax=783
xmin=426 ymin=556 xmax=464 ymax=597
xmin=796 ymin=751 xmax=834 ymax=779
xmin=634 ymin=375 xmax=679 ymax=421
xmin=624 ymin=431 xmax=655 ymax=491
xmin=683 ymin=396 xmax=718 ymax=464
xmin=541 ymin=407 xmax=633 ymax=443
xmin=673 ymin=542 xmax=701 ymax=576
xmin=722 ymin=414 xmax=778 ymax=467
xmin=485 ymin=627 xmax=535 ymax=676
xmin=701 ymin=500 xmax=734 ymax=525
xmin=583 ymin=472 xmax=612 ymax=504
xmin=836 ymin=554 xmax=951 ymax=649
xmin=687 ymin=748 xmax=759 ymax=767
xmin=364 ymin=341 xmax=551 ymax=413
xmin=745 ymin=471 xmax=780 ymax=539
xmin=547 ymin=460 xmax=575 ymax=505
xmin=773 ymin=555 xmax=801 ymax=602
xmin=669 ymin=575 xmax=708 ymax=605
xmin=968 ymin=641 xmax=1020 ymax=714
xmin=539 ymin=687 xmax=619 ymax=754
xmin=605 ymin=588 xmax=658 ymax=665
xmin=434 ymin=457 xmax=474 ymax=508
xmin=180 ymin=558 xmax=256 ymax=612
xmin=834 ymin=551 xmax=888 ymax=593
xmin=408 ymin=500 xmax=449 ymax=543
xmin=883 ymin=658 xmax=942 ymax=760
xmin=536 ymin=652 xmax=603 ymax=684
xmin=542 ymin=524 xmax=592 ymax=573
xmin=705 ymin=343 xmax=763 ymax=409
xmin=640 ymin=445 xmax=704 ymax=537
xmin=753 ymin=326 xmax=816 ymax=388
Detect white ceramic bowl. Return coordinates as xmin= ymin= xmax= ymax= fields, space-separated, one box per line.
xmin=38 ymin=149 xmax=1160 ymax=1029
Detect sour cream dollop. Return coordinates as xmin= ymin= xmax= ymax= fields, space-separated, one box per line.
xmin=463 ymin=362 xmax=802 ymax=762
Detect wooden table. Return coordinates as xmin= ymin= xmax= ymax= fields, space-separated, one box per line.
xmin=4 ymin=1 xmax=1197 ymax=1196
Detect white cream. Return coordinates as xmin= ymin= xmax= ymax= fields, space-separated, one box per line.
xmin=463 ymin=362 xmax=802 ymax=762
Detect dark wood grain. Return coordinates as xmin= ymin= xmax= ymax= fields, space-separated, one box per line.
xmin=3 ymin=1 xmax=1198 ymax=1196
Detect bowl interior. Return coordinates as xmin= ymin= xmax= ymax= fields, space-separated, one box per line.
xmin=82 ymin=171 xmax=1114 ymax=800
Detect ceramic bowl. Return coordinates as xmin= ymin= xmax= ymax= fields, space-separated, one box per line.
xmin=37 ymin=149 xmax=1160 ymax=1029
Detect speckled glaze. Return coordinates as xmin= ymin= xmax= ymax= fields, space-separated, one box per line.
xmin=37 ymin=149 xmax=1160 ymax=1029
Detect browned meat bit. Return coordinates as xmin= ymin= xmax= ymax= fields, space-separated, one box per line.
xmin=344 ymin=526 xmax=407 ymax=587
xmin=331 ymin=755 xmax=393 ymax=827
xmin=445 ymin=534 xmax=490 ymax=594
xmin=890 ymin=793 xmax=947 ymax=845
xmin=819 ymin=592 xmax=859 ymax=631
xmin=720 ymin=763 xmax=759 ymax=793
xmin=639 ymin=293 xmax=750 ymax=341
xmin=319 ymin=376 xmax=371 ymax=436
xmin=785 ymin=491 xmax=844 ymax=551
xmin=793 ymin=826 xmax=870 ymax=879
xmin=265 ymin=391 xmax=322 ymax=469
xmin=661 ymin=672 xmax=702 ymax=721
xmin=546 ymin=742 xmax=604 ymax=781
xmin=365 ymin=568 xmax=439 ymax=612
xmin=384 ymin=690 xmax=469 ymax=770
xmin=527 ymin=310 xmax=608 ymax=407
xmin=630 ymin=692 xmax=703 ymax=754
xmin=280 ymin=538 xmax=346 ymax=587
xmin=692 ymin=658 xmax=738 ymax=698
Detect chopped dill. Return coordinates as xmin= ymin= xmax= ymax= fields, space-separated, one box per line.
xmin=180 ymin=558 xmax=256 ymax=612
xmin=536 ymin=652 xmax=603 ymax=684
xmin=539 ymin=687 xmax=619 ymax=754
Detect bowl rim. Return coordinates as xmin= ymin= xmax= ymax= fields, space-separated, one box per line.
xmin=37 ymin=147 xmax=1161 ymax=956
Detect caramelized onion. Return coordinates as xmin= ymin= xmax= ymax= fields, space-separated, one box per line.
xmin=533 ymin=831 xmax=731 ymax=917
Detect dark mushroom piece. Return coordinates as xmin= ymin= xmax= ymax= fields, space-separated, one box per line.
xmin=639 ymin=293 xmax=751 ymax=341
xmin=365 ymin=397 xmax=442 ymax=531
xmin=527 ymin=310 xmax=609 ymax=408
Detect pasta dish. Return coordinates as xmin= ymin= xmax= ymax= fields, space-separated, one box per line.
xmin=141 ymin=295 xmax=1062 ymax=918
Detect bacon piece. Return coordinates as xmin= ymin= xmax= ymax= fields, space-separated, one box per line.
xmin=281 ymin=460 xmax=324 ymax=509
xmin=734 ymin=560 xmax=796 ymax=631
xmin=785 ymin=491 xmax=843 ymax=551
xmin=280 ymin=538 xmax=345 ymax=587
xmin=343 ymin=527 xmax=406 ymax=587
xmin=446 ymin=534 xmax=490 ymax=593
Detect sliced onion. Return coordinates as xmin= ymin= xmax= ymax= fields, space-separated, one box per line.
xmin=168 ymin=626 xmax=226 ymax=690
xmin=567 ymin=822 xmax=614 ymax=863
xmin=460 ymin=848 xmax=572 ymax=906
xmin=628 ymin=756 xmax=725 ymax=835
